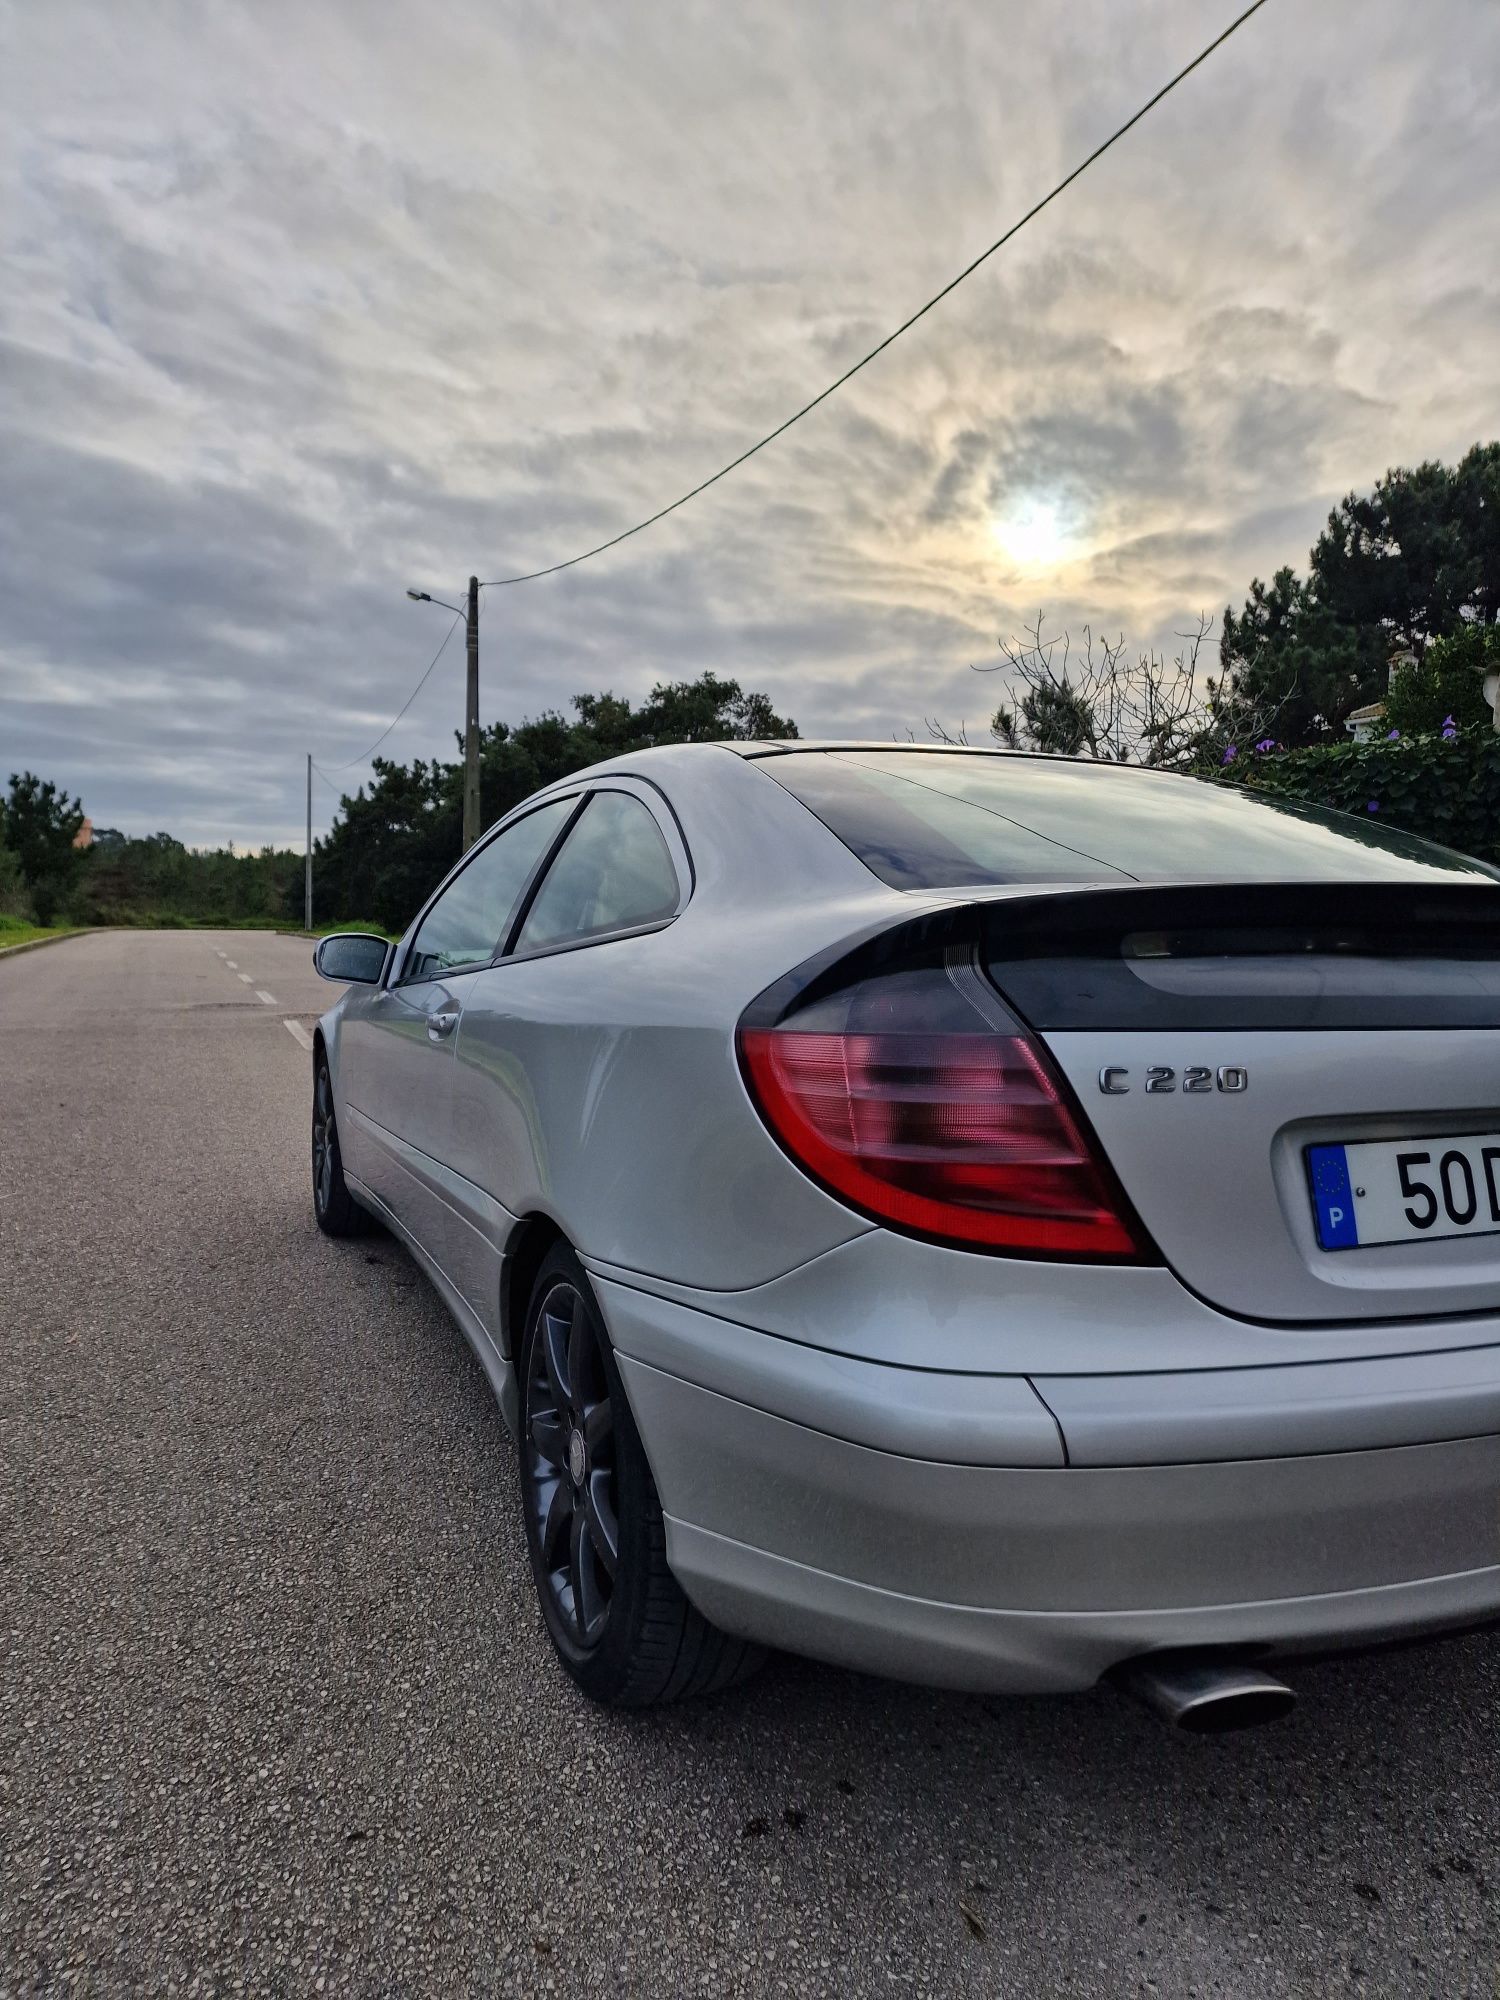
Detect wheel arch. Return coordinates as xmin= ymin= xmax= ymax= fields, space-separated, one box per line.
xmin=501 ymin=1212 xmax=569 ymax=1366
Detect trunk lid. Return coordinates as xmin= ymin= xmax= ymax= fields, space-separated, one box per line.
xmin=982 ymin=881 xmax=1500 ymax=1324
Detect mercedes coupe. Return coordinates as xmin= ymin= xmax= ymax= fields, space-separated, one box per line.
xmin=310 ymin=743 xmax=1500 ymax=1728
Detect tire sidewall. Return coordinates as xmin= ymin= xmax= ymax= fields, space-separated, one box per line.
xmin=313 ymin=1060 xmax=335 ymax=1224
xmin=517 ymin=1246 xmax=658 ymax=1701
xmin=313 ymin=1057 xmax=364 ymax=1236
xmin=314 ymin=1064 xmax=332 ymax=1216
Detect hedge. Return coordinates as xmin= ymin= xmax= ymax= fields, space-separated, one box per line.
xmin=1226 ymin=729 xmax=1500 ymax=867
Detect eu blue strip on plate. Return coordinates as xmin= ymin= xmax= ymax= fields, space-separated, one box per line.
xmin=1307 ymin=1143 xmax=1359 ymax=1249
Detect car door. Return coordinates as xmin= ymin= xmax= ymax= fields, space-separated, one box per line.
xmin=339 ymin=793 xmax=578 ymax=1276
xmin=445 ymin=784 xmax=688 ymax=1225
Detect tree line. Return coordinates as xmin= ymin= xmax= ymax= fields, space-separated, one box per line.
xmin=311 ymin=672 xmax=796 ymax=932
xmin=0 ymin=771 xmax=301 ymax=932
xmin=1217 ymin=441 xmax=1499 ymax=744
xmin=8 ymin=446 xmax=1496 ymax=937
xmin=978 ymin=443 xmax=1500 ymax=764
xmin=2 ymin=673 xmax=796 ymax=936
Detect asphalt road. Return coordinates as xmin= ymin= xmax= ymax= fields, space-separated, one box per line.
xmin=4 ymin=929 xmax=1500 ymax=1998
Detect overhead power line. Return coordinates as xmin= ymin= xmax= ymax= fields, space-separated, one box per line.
xmin=316 ymin=0 xmax=1268 ymax=778
xmin=483 ymin=0 xmax=1269 ymax=589
xmin=318 ymin=610 xmax=465 ymax=772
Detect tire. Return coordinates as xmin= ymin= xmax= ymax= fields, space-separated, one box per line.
xmin=312 ymin=1056 xmax=372 ymax=1238
xmin=517 ymin=1245 xmax=764 ymax=1707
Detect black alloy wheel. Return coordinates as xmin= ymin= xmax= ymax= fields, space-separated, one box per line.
xmin=516 ymin=1245 xmax=764 ymax=1707
xmin=523 ymin=1276 xmax=620 ymax=1650
xmin=313 ymin=1064 xmax=336 ymax=1213
xmin=312 ymin=1058 xmax=369 ymax=1237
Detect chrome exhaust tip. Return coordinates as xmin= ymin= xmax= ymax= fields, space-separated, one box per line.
xmin=1113 ymin=1652 xmax=1295 ymax=1733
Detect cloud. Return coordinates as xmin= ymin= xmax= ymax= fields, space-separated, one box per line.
xmin=2 ymin=0 xmax=1499 ymax=847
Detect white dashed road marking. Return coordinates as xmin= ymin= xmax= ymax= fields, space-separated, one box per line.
xmin=256 ymin=990 xmax=276 ymax=1006
xmin=238 ymin=972 xmax=252 ymax=984
xmin=225 ymin=959 xmax=238 ymax=970
xmin=283 ymin=1020 xmax=314 ymax=1052
xmin=215 ymin=950 xmax=226 ymax=959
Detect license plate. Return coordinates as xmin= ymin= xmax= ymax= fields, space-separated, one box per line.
xmin=1307 ymin=1133 xmax=1500 ymax=1250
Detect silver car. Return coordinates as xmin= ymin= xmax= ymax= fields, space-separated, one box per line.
xmin=310 ymin=743 xmax=1500 ymax=1728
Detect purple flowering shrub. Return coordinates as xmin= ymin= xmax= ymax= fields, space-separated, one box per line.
xmin=1222 ymin=726 xmax=1500 ymax=866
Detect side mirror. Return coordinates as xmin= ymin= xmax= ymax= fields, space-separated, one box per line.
xmin=314 ymin=932 xmax=391 ymax=985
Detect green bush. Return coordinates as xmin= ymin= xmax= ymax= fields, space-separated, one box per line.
xmin=68 ymin=833 xmax=301 ymax=929
xmin=3 ymin=772 xmax=84 ymax=925
xmin=1229 ymin=728 xmax=1500 ymax=864
xmin=0 ymin=832 xmax=32 ymax=920
xmin=1384 ymin=624 xmax=1498 ymax=736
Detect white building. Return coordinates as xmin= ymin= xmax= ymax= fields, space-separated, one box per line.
xmin=1344 ymin=701 xmax=1387 ymax=744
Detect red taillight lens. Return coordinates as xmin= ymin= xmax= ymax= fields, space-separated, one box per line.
xmin=739 ymin=963 xmax=1148 ymax=1259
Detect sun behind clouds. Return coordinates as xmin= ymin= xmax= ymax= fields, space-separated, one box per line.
xmin=990 ymin=499 xmax=1074 ymax=570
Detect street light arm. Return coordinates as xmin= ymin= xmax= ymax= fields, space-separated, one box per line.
xmin=406 ymin=588 xmax=466 ymax=617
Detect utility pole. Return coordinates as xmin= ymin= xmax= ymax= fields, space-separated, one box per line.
xmin=305 ymin=753 xmax=313 ymax=932
xmin=405 ymin=579 xmax=482 ymax=851
xmin=463 ymin=575 xmax=481 ymax=851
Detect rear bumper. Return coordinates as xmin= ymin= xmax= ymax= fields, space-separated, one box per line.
xmin=663 ymin=1519 xmax=1500 ymax=1697
xmin=597 ymin=1276 xmax=1500 ymax=1693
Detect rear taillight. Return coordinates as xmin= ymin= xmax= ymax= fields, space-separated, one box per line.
xmin=738 ymin=952 xmax=1151 ymax=1261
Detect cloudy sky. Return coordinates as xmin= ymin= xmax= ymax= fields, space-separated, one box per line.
xmin=3 ymin=0 xmax=1498 ymax=849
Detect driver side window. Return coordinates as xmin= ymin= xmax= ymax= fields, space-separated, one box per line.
xmin=404 ymin=797 xmax=575 ymax=983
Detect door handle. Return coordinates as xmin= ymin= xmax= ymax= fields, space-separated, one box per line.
xmin=426 ymin=1010 xmax=459 ymax=1040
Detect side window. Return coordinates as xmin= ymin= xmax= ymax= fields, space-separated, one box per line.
xmin=404 ymin=797 xmax=575 ymax=982
xmin=513 ymin=792 xmax=679 ymax=955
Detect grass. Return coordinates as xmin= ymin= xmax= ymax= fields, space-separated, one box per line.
xmin=0 ymin=916 xmax=87 ymax=950
xmin=96 ymin=912 xmax=291 ymax=931
xmin=47 ymin=912 xmax=395 ymax=935
xmin=0 ymin=911 xmax=397 ymax=943
xmin=274 ymin=920 xmax=399 ymax=940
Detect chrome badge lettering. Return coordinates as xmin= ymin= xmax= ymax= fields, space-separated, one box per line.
xmin=1098 ymin=1065 xmax=1248 ymax=1095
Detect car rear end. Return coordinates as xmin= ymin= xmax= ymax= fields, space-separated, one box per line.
xmin=600 ymin=748 xmax=1500 ymax=1697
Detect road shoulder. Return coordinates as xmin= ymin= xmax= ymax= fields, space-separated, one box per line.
xmin=0 ymin=927 xmax=92 ymax=961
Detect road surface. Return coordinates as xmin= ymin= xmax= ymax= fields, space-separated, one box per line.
xmin=4 ymin=929 xmax=1499 ymax=1996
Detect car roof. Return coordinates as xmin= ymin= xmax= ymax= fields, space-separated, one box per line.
xmin=718 ymin=739 xmax=1012 ymax=759
xmin=535 ymin=738 xmax=1195 ymax=796
xmin=712 ymin=739 xmax=1189 ymax=779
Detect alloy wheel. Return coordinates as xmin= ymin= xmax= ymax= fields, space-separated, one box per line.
xmin=523 ymin=1280 xmax=620 ymax=1649
xmin=313 ymin=1066 xmax=336 ymax=1217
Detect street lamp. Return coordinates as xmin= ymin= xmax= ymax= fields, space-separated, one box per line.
xmin=407 ymin=578 xmax=481 ymax=851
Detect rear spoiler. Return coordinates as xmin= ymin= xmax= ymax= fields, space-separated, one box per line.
xmin=750 ymin=881 xmax=1500 ymax=1036
xmin=980 ymin=880 xmax=1500 ymax=1033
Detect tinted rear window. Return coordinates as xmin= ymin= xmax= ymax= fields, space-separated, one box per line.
xmin=760 ymin=750 xmax=1495 ymax=888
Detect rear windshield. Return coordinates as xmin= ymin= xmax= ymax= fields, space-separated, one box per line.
xmin=759 ymin=749 xmax=1496 ymax=888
